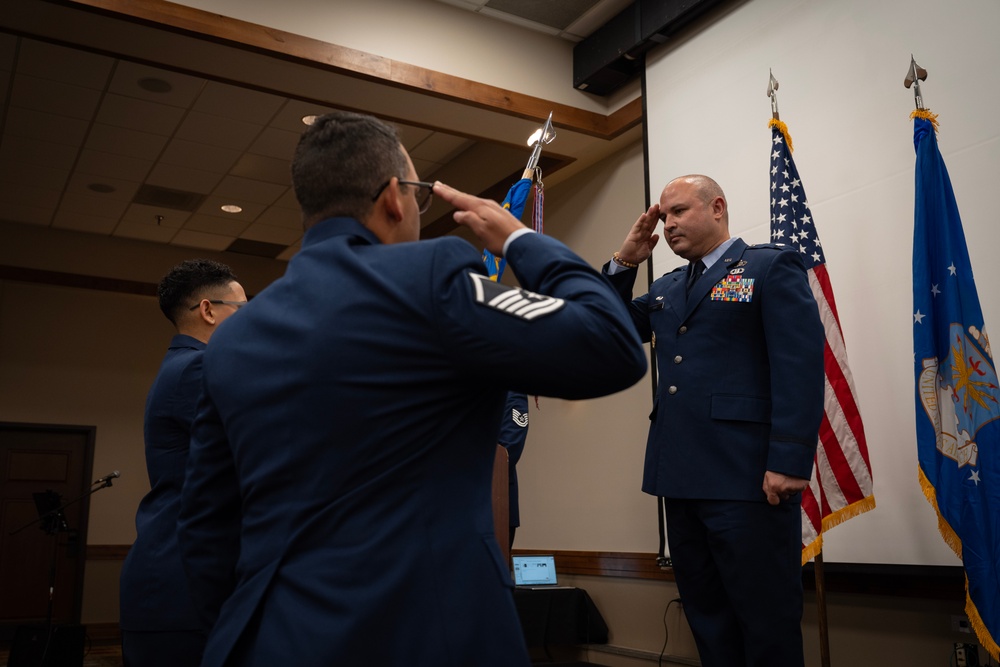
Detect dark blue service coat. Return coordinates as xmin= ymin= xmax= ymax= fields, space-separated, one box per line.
xmin=605 ymin=238 xmax=825 ymax=501
xmin=120 ymin=334 xmax=205 ymax=633
xmin=178 ymin=218 xmax=646 ymax=667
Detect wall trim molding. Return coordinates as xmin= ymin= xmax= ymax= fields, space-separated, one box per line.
xmin=89 ymin=543 xmax=965 ymax=600
xmin=511 ymin=548 xmax=965 ymax=599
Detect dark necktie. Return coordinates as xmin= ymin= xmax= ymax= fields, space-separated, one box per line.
xmin=686 ymin=259 xmax=705 ymax=295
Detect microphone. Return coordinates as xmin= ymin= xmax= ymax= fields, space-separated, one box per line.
xmin=93 ymin=470 xmax=120 ymax=485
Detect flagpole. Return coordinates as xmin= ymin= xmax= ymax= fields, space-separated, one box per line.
xmin=522 ymin=111 xmax=555 ymax=179
xmin=814 ymin=551 xmax=831 ymax=667
xmin=767 ymin=70 xmax=832 ymax=667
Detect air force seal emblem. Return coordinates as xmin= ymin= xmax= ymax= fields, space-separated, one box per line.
xmin=918 ymin=323 xmax=997 ymax=468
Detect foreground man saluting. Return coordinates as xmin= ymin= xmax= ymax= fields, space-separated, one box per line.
xmin=178 ymin=110 xmax=646 ymax=667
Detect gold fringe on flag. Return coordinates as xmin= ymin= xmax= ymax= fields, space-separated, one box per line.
xmin=799 ymin=495 xmax=878 ymax=565
xmin=917 ymin=466 xmax=1000 ymax=659
xmin=911 ymin=108 xmax=940 ymax=132
xmin=767 ymin=118 xmax=794 ymax=153
xmin=918 ymin=465 xmax=961 ymax=558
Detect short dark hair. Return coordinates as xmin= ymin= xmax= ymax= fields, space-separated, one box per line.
xmin=291 ymin=111 xmax=408 ymax=226
xmin=157 ymin=259 xmax=238 ymax=325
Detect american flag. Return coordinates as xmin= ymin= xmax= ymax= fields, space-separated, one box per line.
xmin=768 ymin=119 xmax=876 ymax=563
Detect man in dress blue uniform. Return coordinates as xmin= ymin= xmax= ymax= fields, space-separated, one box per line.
xmin=120 ymin=259 xmax=246 ymax=667
xmin=177 ymin=110 xmax=647 ymax=667
xmin=604 ymin=175 xmax=824 ymax=667
xmin=498 ymin=391 xmax=529 ymax=549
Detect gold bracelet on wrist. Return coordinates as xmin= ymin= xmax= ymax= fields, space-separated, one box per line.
xmin=613 ymin=252 xmax=639 ymax=269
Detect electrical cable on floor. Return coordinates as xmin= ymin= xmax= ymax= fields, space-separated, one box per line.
xmin=659 ymin=597 xmax=682 ymax=667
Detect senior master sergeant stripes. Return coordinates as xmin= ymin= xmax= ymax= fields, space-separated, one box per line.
xmin=469 ymin=273 xmax=565 ymax=321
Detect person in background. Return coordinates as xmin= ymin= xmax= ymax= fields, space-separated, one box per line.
xmin=119 ymin=259 xmax=246 ymax=667
xmin=604 ymin=174 xmax=825 ymax=667
xmin=498 ymin=390 xmax=529 ymax=549
xmin=177 ymin=110 xmax=646 ymax=667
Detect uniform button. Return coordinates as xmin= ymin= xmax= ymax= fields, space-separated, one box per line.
xmin=667 ymin=386 xmax=678 ymax=395
xmin=673 ymin=355 xmax=683 ymax=364
xmin=678 ymin=326 xmax=688 ymax=334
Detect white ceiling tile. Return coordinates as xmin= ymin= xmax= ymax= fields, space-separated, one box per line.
xmin=160 ymin=138 xmax=240 ymax=174
xmin=254 ymin=205 xmax=302 ymax=230
xmin=0 ymin=69 xmax=9 ymax=111
xmin=0 ymin=161 xmax=70 ymax=190
xmin=17 ymin=39 xmax=114 ymax=90
xmin=65 ymin=172 xmax=140 ymax=202
xmin=175 ymin=111 xmax=262 ymax=151
xmin=229 ymin=153 xmax=291 ymax=186
xmin=0 ymin=181 xmax=63 ymax=208
xmin=51 ymin=211 xmax=118 ymax=234
xmin=276 ymin=244 xmax=300 ymax=262
xmin=95 ymin=93 xmax=186 ymax=136
xmin=182 ymin=212 xmax=251 ymax=237
xmin=113 ymin=219 xmax=180 ymax=244
xmin=0 ymin=204 xmax=55 ymax=227
xmin=411 ymin=157 xmax=438 ymax=180
xmin=397 ymin=123 xmax=434 ymax=150
xmin=122 ymin=203 xmax=190 ymax=228
xmin=196 ymin=196 xmax=265 ymax=221
xmin=273 ymin=189 xmax=299 ymax=209
xmin=194 ymin=81 xmax=286 ymax=125
xmin=5 ymin=106 xmax=89 ymax=146
xmin=0 ymin=134 xmax=80 ymax=171
xmin=170 ymin=229 xmax=234 ymax=251
xmin=146 ymin=162 xmax=222 ymax=194
xmin=410 ymin=132 xmax=475 ymax=163
xmin=248 ymin=127 xmax=299 ymax=161
xmin=240 ymin=222 xmax=302 ymax=246
xmin=75 ymin=149 xmax=153 ymax=183
xmin=0 ymin=33 xmax=16 ymax=71
xmin=59 ymin=191 xmax=129 ymax=219
xmin=108 ymin=61 xmax=206 ymax=108
xmin=264 ymin=99 xmax=335 ymax=134
xmin=212 ymin=176 xmax=286 ymax=206
xmin=85 ymin=124 xmax=168 ymax=161
xmin=11 ymin=74 xmax=102 ymax=121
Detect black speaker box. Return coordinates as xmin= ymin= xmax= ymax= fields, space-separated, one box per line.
xmin=8 ymin=624 xmax=86 ymax=667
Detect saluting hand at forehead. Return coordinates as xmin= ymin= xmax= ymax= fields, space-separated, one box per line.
xmin=433 ymin=181 xmax=528 ymax=256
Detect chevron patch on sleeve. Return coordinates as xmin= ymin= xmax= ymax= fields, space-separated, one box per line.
xmin=468 ymin=273 xmax=565 ymax=320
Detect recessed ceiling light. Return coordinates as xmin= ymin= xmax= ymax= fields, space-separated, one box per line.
xmin=138 ymin=77 xmax=173 ymax=93
xmin=220 ymin=204 xmax=242 ymax=214
xmin=87 ymin=183 xmax=116 ymax=193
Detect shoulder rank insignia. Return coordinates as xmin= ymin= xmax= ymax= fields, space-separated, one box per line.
xmin=469 ymin=273 xmax=565 ymax=320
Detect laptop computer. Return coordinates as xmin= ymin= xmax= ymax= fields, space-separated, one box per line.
xmin=511 ymin=554 xmax=572 ymax=589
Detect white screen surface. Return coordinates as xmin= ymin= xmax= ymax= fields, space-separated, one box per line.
xmin=643 ymin=0 xmax=1000 ymax=566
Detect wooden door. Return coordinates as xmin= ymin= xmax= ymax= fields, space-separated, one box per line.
xmin=0 ymin=423 xmax=94 ymax=640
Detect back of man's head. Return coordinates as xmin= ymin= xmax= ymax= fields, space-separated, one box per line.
xmin=158 ymin=259 xmax=238 ymax=326
xmin=291 ymin=111 xmax=408 ymax=228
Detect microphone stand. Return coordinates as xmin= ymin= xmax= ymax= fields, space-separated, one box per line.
xmin=9 ymin=476 xmax=118 ymax=667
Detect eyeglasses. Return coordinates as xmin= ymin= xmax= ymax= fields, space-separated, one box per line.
xmin=371 ymin=179 xmax=434 ymax=214
xmin=188 ymin=299 xmax=248 ymax=311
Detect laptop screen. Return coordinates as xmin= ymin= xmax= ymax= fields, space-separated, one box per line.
xmin=512 ymin=554 xmax=558 ymax=586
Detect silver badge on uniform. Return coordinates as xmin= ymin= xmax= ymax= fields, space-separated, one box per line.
xmin=469 ymin=273 xmax=565 ymax=320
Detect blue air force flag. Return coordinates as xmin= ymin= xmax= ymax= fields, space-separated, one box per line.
xmin=483 ymin=177 xmax=531 ymax=282
xmin=912 ymin=112 xmax=1000 ymax=660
